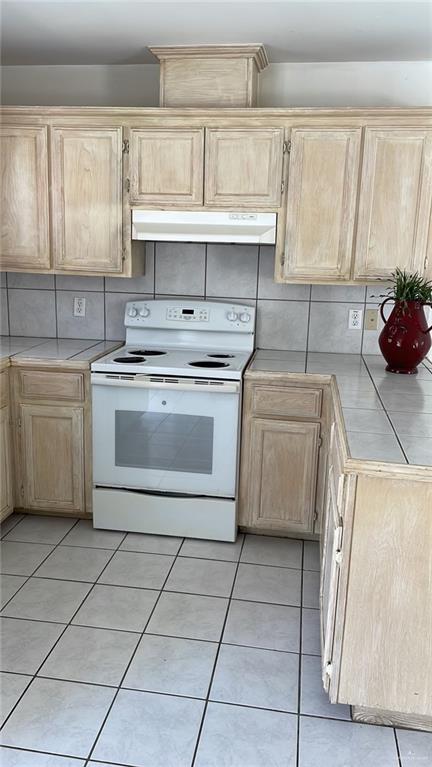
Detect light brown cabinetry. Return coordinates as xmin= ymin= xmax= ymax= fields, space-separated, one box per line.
xmin=129 ymin=129 xmax=204 ymax=206
xmin=19 ymin=404 xmax=84 ymax=513
xmin=0 ymin=125 xmax=50 ymax=270
xmin=0 ymin=368 xmax=13 ymax=521
xmin=205 ymin=128 xmax=284 ymax=207
xmin=354 ymin=128 xmax=432 ymax=280
xmin=51 ymin=127 xmax=124 ymax=274
xmin=282 ymin=128 xmax=361 ymax=282
xmin=12 ymin=366 xmax=91 ymax=517
xmin=239 ymin=376 xmax=325 ymax=536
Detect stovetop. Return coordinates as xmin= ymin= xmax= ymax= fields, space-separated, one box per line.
xmin=91 ymin=345 xmax=252 ymax=381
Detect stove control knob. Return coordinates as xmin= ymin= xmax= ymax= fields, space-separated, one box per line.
xmin=127 ymin=307 xmax=138 ymax=317
xmin=138 ymin=307 xmax=150 ymax=318
xmin=227 ymin=311 xmax=238 ymax=322
xmin=239 ymin=312 xmax=251 ymax=323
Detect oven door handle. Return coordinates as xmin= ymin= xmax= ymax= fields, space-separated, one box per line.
xmin=91 ymin=373 xmax=240 ymax=394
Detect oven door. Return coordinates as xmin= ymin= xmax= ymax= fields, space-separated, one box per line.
xmin=92 ymin=374 xmax=240 ymax=497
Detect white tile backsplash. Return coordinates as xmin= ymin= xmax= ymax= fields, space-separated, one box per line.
xmin=3 ymin=243 xmax=393 ymax=355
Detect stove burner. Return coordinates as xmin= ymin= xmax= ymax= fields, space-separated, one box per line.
xmin=189 ymin=360 xmax=230 ymax=369
xmin=129 ymin=349 xmax=167 ymax=356
xmin=114 ymin=356 xmax=146 ymax=364
xmin=206 ymin=353 xmax=235 ymax=359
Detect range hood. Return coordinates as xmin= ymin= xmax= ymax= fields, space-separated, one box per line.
xmin=132 ymin=210 xmax=276 ymax=244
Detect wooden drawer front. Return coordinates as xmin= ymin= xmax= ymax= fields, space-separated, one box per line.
xmin=251 ymin=385 xmax=322 ymax=419
xmin=19 ymin=371 xmax=84 ymax=402
xmin=0 ymin=370 xmax=9 ymax=409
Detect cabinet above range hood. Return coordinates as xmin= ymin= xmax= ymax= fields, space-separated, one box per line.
xmin=131 ymin=210 xmax=277 ymax=244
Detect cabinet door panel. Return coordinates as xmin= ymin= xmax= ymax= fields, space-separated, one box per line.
xmin=130 ymin=129 xmax=204 ymax=205
xmin=52 ymin=127 xmax=123 ymax=273
xmin=320 ymin=467 xmax=342 ymax=693
xmin=205 ymin=128 xmax=284 ymax=207
xmin=21 ymin=404 xmax=84 ymax=513
xmin=0 ymin=406 xmax=13 ymax=519
xmin=1 ymin=125 xmax=50 ymax=270
xmin=354 ymin=128 xmax=432 ymax=280
xmin=283 ymin=128 xmax=361 ymax=281
xmin=248 ymin=418 xmax=320 ymax=533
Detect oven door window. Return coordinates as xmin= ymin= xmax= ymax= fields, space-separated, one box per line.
xmin=115 ymin=410 xmax=214 ymax=474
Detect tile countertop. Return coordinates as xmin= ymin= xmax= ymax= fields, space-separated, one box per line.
xmin=0 ymin=337 xmax=121 ymax=366
xmin=249 ymin=351 xmax=432 ymax=468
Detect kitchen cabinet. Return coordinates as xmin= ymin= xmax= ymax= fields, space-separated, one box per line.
xmin=281 ymin=128 xmax=361 ymax=282
xmin=239 ymin=376 xmax=325 ymax=535
xmin=0 ymin=370 xmax=13 ymax=521
xmin=12 ymin=366 xmax=91 ymax=517
xmin=0 ymin=125 xmax=50 ymax=271
xmin=205 ymin=128 xmax=284 ymax=208
xmin=354 ymin=128 xmax=432 ymax=280
xmin=51 ymin=127 xmax=125 ymax=274
xmin=19 ymin=404 xmax=84 ymax=513
xmin=129 ymin=128 xmax=204 ymax=206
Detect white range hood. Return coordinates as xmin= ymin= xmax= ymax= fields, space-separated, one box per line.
xmin=131 ymin=210 xmax=277 ymax=244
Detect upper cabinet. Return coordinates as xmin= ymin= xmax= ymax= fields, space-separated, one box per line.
xmin=51 ymin=127 xmax=124 ymax=274
xmin=282 ymin=128 xmax=361 ymax=282
xmin=129 ymin=129 xmax=204 ymax=206
xmin=354 ymin=128 xmax=432 ymax=280
xmin=205 ymin=128 xmax=284 ymax=207
xmin=0 ymin=125 xmax=50 ymax=271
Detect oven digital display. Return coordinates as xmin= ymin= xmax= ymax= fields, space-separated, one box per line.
xmin=182 ymin=309 xmax=194 ymax=315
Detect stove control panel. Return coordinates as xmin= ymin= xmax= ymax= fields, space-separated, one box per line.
xmin=166 ymin=306 xmax=209 ymax=322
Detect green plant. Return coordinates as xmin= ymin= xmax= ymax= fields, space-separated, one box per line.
xmin=374 ymin=268 xmax=432 ymax=304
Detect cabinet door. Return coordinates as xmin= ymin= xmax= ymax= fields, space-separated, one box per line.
xmin=247 ymin=418 xmax=320 ymax=533
xmin=130 ymin=129 xmax=204 ymax=206
xmin=354 ymin=128 xmax=432 ymax=280
xmin=205 ymin=128 xmax=284 ymax=207
xmin=0 ymin=125 xmax=50 ymax=270
xmin=320 ymin=467 xmax=343 ymax=695
xmin=51 ymin=127 xmax=123 ymax=273
xmin=0 ymin=406 xmax=13 ymax=520
xmin=20 ymin=404 xmax=84 ymax=513
xmin=282 ymin=128 xmax=361 ymax=282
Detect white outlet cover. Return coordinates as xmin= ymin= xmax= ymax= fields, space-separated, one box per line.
xmin=348 ymin=308 xmax=363 ymax=330
xmin=73 ymin=296 xmax=86 ymax=317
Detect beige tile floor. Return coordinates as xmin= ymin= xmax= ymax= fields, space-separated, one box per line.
xmin=0 ymin=513 xmax=430 ymax=766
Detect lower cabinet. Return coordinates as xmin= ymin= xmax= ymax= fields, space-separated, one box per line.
xmin=239 ymin=376 xmax=325 ymax=535
xmin=19 ymin=404 xmax=85 ymax=513
xmin=0 ymin=404 xmax=13 ymax=521
xmin=12 ymin=366 xmax=90 ymax=517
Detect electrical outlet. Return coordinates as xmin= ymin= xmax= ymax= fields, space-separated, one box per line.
xmin=73 ymin=297 xmax=86 ymax=317
xmin=348 ymin=308 xmax=363 ymax=330
xmin=365 ymin=308 xmax=378 ymax=331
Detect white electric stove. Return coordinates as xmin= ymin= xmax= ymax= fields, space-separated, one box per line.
xmin=91 ymin=299 xmax=255 ymax=541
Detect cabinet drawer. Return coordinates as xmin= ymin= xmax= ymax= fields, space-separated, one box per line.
xmin=0 ymin=370 xmax=9 ymax=409
xmin=19 ymin=371 xmax=84 ymax=402
xmin=251 ymin=385 xmax=322 ymax=419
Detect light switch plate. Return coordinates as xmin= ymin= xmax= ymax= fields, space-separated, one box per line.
xmin=365 ymin=308 xmax=378 ymax=331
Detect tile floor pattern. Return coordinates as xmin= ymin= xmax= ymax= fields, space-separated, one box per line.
xmin=0 ymin=515 xmax=430 ymax=766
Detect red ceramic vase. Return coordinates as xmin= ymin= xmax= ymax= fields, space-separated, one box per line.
xmin=379 ymin=299 xmax=432 ymax=374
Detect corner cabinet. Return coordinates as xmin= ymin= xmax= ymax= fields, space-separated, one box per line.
xmin=0 ymin=125 xmax=51 ymax=271
xmin=239 ymin=375 xmax=327 ymax=536
xmin=281 ymin=128 xmax=361 ymax=282
xmin=51 ymin=127 xmax=125 ymax=274
xmin=354 ymin=128 xmax=432 ymax=280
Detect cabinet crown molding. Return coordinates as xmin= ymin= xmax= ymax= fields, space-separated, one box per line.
xmin=149 ymin=44 xmax=269 ymax=71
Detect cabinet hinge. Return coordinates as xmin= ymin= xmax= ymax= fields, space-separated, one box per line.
xmin=335 ymin=550 xmax=342 ymax=565
xmin=283 ymin=140 xmax=291 ymax=154
xmin=280 ymin=255 xmax=285 ymax=266
xmin=20 ymin=484 xmax=24 ymax=498
xmin=122 ymin=139 xmax=129 ymax=154
xmin=281 ymin=180 xmax=285 ymax=194
xmin=313 ymin=509 xmax=318 ymax=522
xmin=125 ymin=178 xmax=130 ymax=193
xmin=17 ymin=417 xmax=22 ymax=428
xmin=325 ymin=662 xmax=333 ymax=677
xmin=318 ymin=437 xmax=323 ymax=448
xmin=424 ymin=256 xmax=429 ymax=272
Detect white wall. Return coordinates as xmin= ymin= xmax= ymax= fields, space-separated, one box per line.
xmin=2 ymin=61 xmax=432 ymax=107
